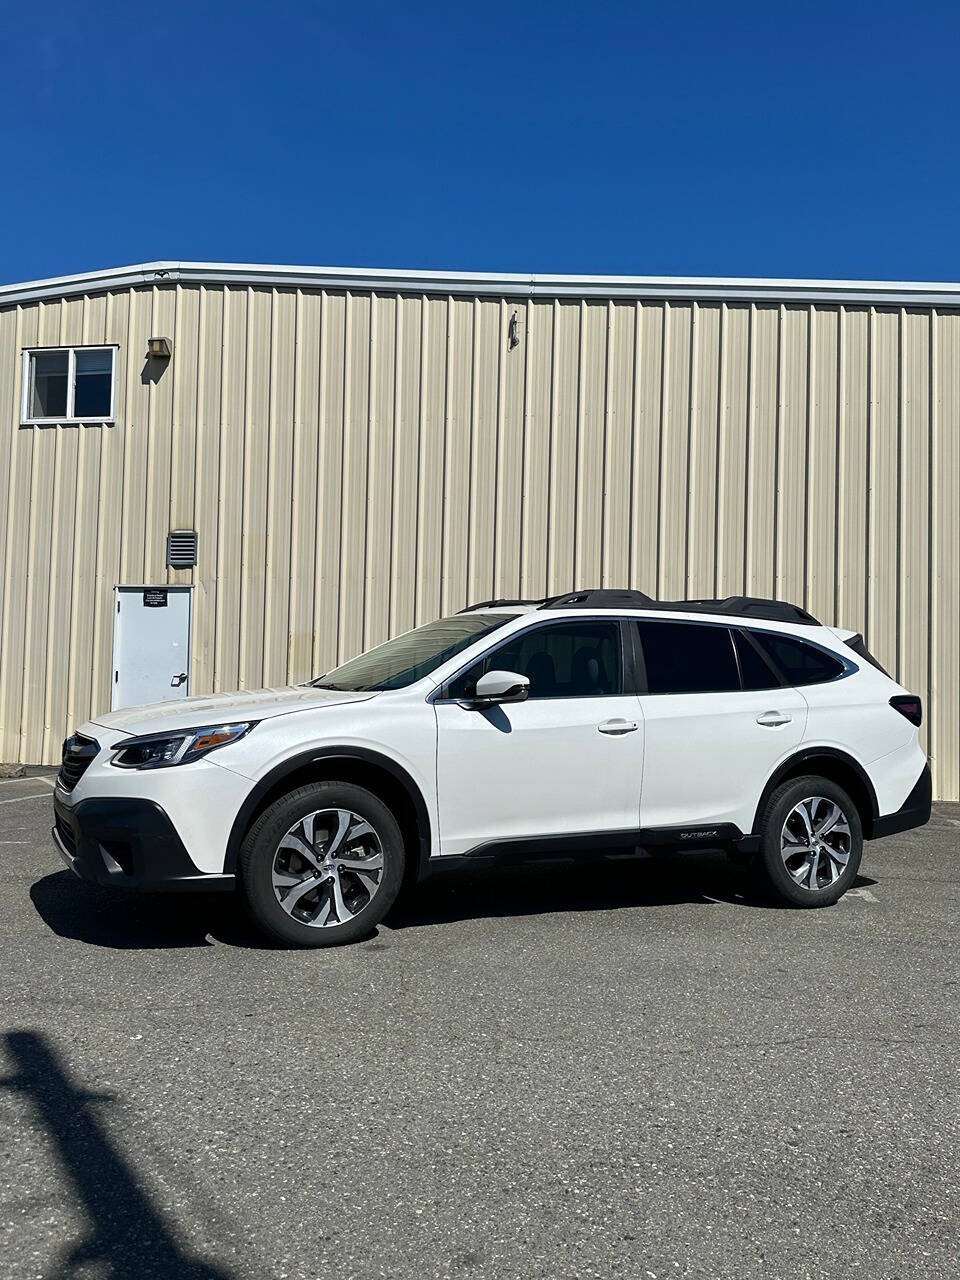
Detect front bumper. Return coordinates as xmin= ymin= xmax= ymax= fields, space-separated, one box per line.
xmin=870 ymin=762 xmax=932 ymax=839
xmin=53 ymin=794 xmax=235 ymax=892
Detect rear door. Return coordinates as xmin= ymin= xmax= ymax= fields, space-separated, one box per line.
xmin=433 ymin=619 xmax=645 ymax=855
xmin=634 ymin=620 xmax=806 ymax=833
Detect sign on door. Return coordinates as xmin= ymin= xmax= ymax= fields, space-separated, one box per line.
xmin=112 ymin=586 xmax=192 ymax=710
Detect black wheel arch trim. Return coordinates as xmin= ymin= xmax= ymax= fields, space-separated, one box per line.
xmin=224 ymin=746 xmax=433 ymax=877
xmin=751 ymin=747 xmax=880 ymax=837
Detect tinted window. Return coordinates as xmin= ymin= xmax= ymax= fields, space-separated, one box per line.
xmin=637 ymin=621 xmax=739 ymax=694
xmin=313 ymin=614 xmax=511 ymax=691
xmin=25 ymin=347 xmax=115 ymax=422
xmin=73 ymin=349 xmax=113 ymax=417
xmin=448 ymin=621 xmax=622 ymax=700
xmin=750 ymin=632 xmax=845 ymax=686
xmin=734 ymin=630 xmax=782 ymax=690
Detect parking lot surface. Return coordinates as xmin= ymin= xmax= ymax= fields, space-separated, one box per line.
xmin=1 ymin=772 xmax=958 ymax=1280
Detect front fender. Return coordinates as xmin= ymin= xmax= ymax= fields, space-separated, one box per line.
xmin=221 ymin=744 xmax=434 ymax=875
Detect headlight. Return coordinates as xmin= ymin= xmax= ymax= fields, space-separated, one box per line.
xmin=110 ymin=722 xmax=255 ymax=769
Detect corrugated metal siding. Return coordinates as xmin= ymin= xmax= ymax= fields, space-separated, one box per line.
xmin=0 ymin=284 xmax=958 ymax=800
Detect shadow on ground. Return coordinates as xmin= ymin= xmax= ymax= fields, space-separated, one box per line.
xmin=388 ymin=851 xmax=879 ymax=929
xmin=30 ymin=853 xmax=879 ymax=951
xmin=29 ymin=873 xmax=265 ymax=951
xmin=2 ymin=1029 xmax=234 ymax=1279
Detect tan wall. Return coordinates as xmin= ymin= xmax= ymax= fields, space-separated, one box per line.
xmin=0 ymin=283 xmax=957 ymax=798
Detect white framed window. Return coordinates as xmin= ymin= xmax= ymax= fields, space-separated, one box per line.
xmin=21 ymin=346 xmax=117 ymax=425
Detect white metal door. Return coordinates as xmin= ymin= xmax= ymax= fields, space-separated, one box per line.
xmin=112 ymin=586 xmax=192 ymax=710
xmin=637 ymin=688 xmax=808 ymax=830
xmin=434 ymin=696 xmax=645 ymax=855
xmin=433 ymin=619 xmax=644 ymax=856
xmin=633 ymin=619 xmax=808 ymax=832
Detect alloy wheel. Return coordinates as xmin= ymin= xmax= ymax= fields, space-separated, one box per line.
xmin=779 ymin=795 xmax=852 ymax=892
xmin=271 ymin=808 xmax=384 ymax=927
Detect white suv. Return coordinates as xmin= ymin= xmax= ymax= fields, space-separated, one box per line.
xmin=52 ymin=590 xmax=931 ymax=946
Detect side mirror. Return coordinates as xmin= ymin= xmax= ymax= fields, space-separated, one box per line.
xmin=470 ymin=669 xmax=530 ymax=706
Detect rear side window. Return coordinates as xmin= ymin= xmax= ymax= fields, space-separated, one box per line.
xmin=447 ymin=621 xmax=622 ymax=700
xmin=749 ymin=631 xmax=846 ymax=686
xmin=636 ymin=621 xmax=739 ymax=694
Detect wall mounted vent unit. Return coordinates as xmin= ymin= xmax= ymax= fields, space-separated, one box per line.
xmin=166 ymin=529 xmax=198 ymax=569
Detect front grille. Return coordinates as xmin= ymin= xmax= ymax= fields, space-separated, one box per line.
xmin=57 ymin=733 xmax=100 ymax=793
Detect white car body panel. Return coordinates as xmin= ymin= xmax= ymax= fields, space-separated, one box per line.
xmin=866 ymin=736 xmax=928 ymax=816
xmin=796 ymin=663 xmax=918 ymax=767
xmin=54 ymin=723 xmax=253 ymax=875
xmin=60 ymin=689 xmax=441 ymax=874
xmin=638 ymin=687 xmax=808 ymax=830
xmin=90 ymin=685 xmax=376 ymax=734
xmin=434 ymin=694 xmax=645 ymax=856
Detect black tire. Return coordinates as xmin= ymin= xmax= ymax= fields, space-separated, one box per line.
xmin=239 ymin=780 xmax=405 ymax=947
xmin=757 ymin=775 xmax=863 ymax=908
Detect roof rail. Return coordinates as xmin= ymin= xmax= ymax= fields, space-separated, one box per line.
xmin=655 ymin=595 xmax=819 ymax=625
xmin=540 ymin=588 xmax=818 ymax=625
xmin=458 ymin=597 xmax=546 ymax=613
xmin=542 ymin=589 xmax=656 ymax=610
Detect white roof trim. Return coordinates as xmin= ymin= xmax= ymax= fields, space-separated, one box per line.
xmin=3 ymin=260 xmax=960 ymax=308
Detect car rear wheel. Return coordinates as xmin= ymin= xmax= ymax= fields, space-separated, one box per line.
xmin=239 ymin=781 xmax=405 ymax=946
xmin=757 ymin=775 xmax=863 ymax=907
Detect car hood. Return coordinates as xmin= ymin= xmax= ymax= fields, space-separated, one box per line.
xmin=89 ymin=686 xmax=377 ymax=736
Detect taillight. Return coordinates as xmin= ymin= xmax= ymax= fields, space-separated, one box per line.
xmin=890 ymin=695 xmax=922 ymax=726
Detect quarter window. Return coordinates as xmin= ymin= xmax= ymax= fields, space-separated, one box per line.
xmin=733 ymin=630 xmax=783 ymax=691
xmin=636 ymin=621 xmax=740 ymax=694
xmin=22 ymin=347 xmax=116 ymax=423
xmin=748 ymin=631 xmax=846 ymax=686
xmin=447 ymin=621 xmax=622 ymax=700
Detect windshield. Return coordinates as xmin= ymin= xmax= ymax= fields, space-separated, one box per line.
xmin=311 ymin=613 xmax=513 ymax=692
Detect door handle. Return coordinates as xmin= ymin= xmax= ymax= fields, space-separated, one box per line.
xmin=756 ymin=710 xmax=792 ymax=727
xmin=171 ymin=673 xmax=187 ymax=687
xmin=598 ymin=719 xmax=639 ymax=735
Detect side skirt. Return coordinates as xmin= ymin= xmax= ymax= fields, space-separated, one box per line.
xmin=425 ymin=823 xmax=747 ymax=874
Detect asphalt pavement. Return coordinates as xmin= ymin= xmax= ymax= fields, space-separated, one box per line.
xmin=1 ymin=771 xmax=958 ymax=1280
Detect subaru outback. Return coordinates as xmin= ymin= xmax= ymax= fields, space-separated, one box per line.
xmin=52 ymin=590 xmax=931 ymax=946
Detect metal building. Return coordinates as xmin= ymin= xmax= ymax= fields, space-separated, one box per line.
xmin=0 ymin=262 xmax=957 ymax=797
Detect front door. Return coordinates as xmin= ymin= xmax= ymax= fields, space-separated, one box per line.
xmin=434 ymin=619 xmax=645 ymax=856
xmin=112 ymin=586 xmax=192 ymax=710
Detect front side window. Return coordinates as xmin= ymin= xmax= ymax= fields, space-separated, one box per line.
xmin=749 ymin=631 xmax=846 ymax=686
xmin=22 ymin=346 xmax=116 ymax=423
xmin=312 ymin=614 xmax=512 ymax=692
xmin=636 ymin=621 xmax=740 ymax=694
xmin=447 ymin=621 xmax=622 ymax=700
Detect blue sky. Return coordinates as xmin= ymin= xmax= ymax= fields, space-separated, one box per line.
xmin=3 ymin=1 xmax=959 ymax=284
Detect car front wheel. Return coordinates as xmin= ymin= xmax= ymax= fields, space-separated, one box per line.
xmin=757 ymin=775 xmax=863 ymax=907
xmin=239 ymin=781 xmax=405 ymax=946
